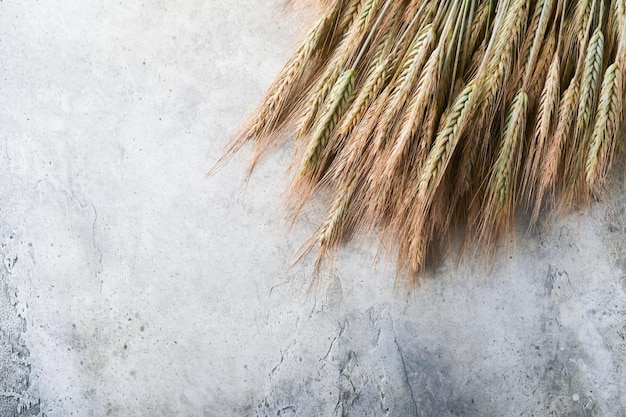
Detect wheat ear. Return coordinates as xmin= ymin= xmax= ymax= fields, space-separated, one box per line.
xmin=384 ymin=34 xmax=445 ymax=183
xmin=573 ymin=0 xmax=592 ymax=47
xmin=478 ymin=0 xmax=528 ymax=113
xmin=575 ymin=27 xmax=605 ymax=139
xmin=521 ymin=0 xmax=556 ymax=87
xmin=338 ymin=0 xmax=366 ymax=35
xmin=208 ymin=11 xmax=340 ymax=175
xmin=336 ymin=29 xmax=397 ymax=137
xmin=319 ymin=179 xmax=357 ymax=247
xmin=487 ymin=89 xmax=528 ymax=218
xmin=566 ymin=26 xmax=605 ymax=193
xmin=297 ymin=0 xmax=383 ymax=138
xmin=586 ymin=62 xmax=623 ymax=191
xmin=417 ymin=80 xmax=478 ymax=205
xmin=299 ymin=69 xmax=356 ymax=178
xmin=371 ymin=25 xmax=437 ymax=148
xmin=533 ymin=75 xmax=580 ymax=220
xmin=524 ymin=52 xmax=560 ymax=202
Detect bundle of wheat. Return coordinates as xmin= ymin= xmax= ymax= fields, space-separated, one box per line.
xmin=215 ymin=0 xmax=626 ymax=280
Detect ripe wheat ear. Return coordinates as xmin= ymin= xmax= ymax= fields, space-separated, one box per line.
xmin=216 ymin=0 xmax=626 ymax=280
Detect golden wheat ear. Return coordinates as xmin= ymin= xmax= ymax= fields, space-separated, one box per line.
xmin=216 ymin=0 xmax=626 ymax=282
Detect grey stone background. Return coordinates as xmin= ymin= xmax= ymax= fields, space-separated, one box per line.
xmin=1 ymin=1 xmax=625 ymax=416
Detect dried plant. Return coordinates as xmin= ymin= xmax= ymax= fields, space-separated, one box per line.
xmin=216 ymin=0 xmax=626 ymax=279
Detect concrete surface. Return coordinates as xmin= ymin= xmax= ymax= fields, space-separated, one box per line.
xmin=1 ymin=1 xmax=625 ymax=416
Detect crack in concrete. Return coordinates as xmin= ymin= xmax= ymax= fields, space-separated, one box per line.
xmin=269 ymin=340 xmax=296 ymax=382
xmin=320 ymin=320 xmax=349 ymax=362
xmin=389 ymin=317 xmax=418 ymax=416
xmin=64 ymin=186 xmax=103 ymax=277
xmin=333 ymin=351 xmax=358 ymax=417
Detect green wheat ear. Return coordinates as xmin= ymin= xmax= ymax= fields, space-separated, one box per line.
xmin=299 ymin=69 xmax=356 ymax=179
xmin=219 ymin=0 xmax=626 ymax=281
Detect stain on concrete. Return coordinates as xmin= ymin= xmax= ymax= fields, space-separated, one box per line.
xmin=0 ymin=230 xmax=42 ymax=417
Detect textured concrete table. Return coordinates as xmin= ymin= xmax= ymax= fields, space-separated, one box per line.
xmin=1 ymin=1 xmax=625 ymax=416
